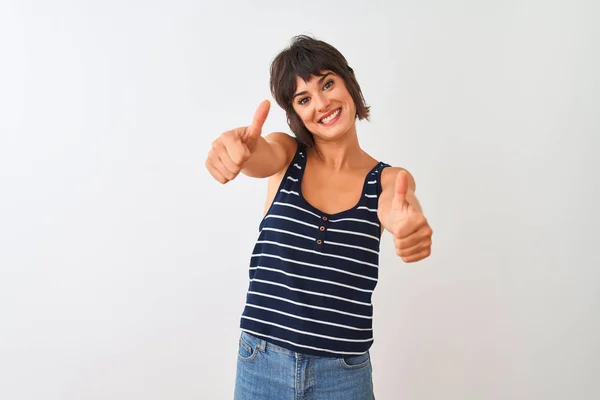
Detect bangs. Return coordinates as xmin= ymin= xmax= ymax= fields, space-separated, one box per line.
xmin=291 ymin=49 xmax=337 ymax=82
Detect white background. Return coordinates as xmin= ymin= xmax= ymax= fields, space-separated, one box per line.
xmin=1 ymin=1 xmax=599 ymax=399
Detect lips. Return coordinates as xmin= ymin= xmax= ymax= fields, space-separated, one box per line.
xmin=319 ymin=108 xmax=342 ymax=125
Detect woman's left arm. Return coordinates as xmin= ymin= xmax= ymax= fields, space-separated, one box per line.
xmin=377 ymin=168 xmax=433 ymax=263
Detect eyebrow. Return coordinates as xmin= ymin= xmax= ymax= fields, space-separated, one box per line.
xmin=293 ymin=72 xmax=333 ymax=100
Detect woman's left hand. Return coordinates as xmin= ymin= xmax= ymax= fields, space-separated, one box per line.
xmin=388 ymin=171 xmax=433 ymax=263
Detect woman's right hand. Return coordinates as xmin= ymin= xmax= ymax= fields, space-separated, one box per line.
xmin=205 ymin=100 xmax=270 ymax=184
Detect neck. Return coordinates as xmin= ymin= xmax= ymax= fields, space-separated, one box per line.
xmin=308 ymin=129 xmax=365 ymax=171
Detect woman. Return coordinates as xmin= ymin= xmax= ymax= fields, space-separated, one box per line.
xmin=206 ymin=35 xmax=433 ymax=400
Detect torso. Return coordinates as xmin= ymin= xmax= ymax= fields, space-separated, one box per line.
xmin=244 ymin=140 xmax=389 ymax=358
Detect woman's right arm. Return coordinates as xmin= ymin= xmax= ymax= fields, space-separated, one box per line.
xmin=240 ymin=132 xmax=297 ymax=178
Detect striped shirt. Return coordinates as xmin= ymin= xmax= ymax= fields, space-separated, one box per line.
xmin=239 ymin=141 xmax=390 ymax=357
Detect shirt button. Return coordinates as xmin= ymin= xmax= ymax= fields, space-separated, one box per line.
xmin=316 ymin=239 xmax=322 ymax=245
xmin=319 ymin=226 xmax=325 ymax=231
xmin=322 ymin=216 xmax=328 ymax=221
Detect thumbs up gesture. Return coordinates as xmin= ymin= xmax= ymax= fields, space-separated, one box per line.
xmin=206 ymin=100 xmax=270 ymax=184
xmin=388 ymin=171 xmax=433 ymax=263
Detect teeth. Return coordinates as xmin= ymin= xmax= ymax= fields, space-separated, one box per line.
xmin=320 ymin=108 xmax=340 ymax=124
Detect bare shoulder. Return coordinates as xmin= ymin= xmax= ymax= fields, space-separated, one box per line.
xmin=380 ymin=166 xmax=417 ymax=193
xmin=264 ymin=132 xmax=298 ymax=164
xmin=264 ymin=131 xmax=297 ymax=146
xmin=264 ymin=132 xmax=298 ymax=183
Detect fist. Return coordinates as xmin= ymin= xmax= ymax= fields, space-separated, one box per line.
xmin=205 ymin=100 xmax=270 ymax=184
xmin=389 ymin=171 xmax=433 ymax=263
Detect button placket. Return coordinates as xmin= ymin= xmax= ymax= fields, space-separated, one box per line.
xmin=315 ymin=215 xmax=329 ymax=250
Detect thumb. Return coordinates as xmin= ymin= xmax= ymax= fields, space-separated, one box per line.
xmin=391 ymin=170 xmax=409 ymax=212
xmin=244 ymin=100 xmax=270 ymax=142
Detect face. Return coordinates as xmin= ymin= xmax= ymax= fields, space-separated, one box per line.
xmin=291 ymin=71 xmax=357 ymax=141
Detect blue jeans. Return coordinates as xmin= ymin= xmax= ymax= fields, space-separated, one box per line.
xmin=234 ymin=331 xmax=375 ymax=400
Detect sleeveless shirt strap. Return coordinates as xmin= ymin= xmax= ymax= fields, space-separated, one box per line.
xmin=280 ymin=140 xmax=305 ymax=177
xmin=376 ymin=162 xmax=392 ymax=197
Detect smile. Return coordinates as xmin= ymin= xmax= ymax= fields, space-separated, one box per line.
xmin=319 ymin=108 xmax=341 ymax=125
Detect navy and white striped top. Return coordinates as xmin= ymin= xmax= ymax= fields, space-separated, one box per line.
xmin=239 ymin=141 xmax=390 ymax=357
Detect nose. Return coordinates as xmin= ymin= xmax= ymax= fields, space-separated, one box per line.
xmin=313 ymin=92 xmax=331 ymax=114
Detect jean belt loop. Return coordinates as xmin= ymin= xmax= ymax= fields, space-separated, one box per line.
xmin=257 ymin=337 xmax=268 ymax=353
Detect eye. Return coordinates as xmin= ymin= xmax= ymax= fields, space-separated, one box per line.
xmin=323 ymin=79 xmax=334 ymax=90
xmin=298 ymin=97 xmax=309 ymax=105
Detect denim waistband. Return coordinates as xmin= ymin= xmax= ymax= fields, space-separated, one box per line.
xmin=241 ymin=330 xmax=301 ymax=356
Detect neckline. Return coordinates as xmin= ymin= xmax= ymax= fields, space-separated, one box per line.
xmin=297 ymin=150 xmax=382 ymax=218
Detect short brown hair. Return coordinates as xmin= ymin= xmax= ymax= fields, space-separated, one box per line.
xmin=269 ymin=35 xmax=370 ymax=148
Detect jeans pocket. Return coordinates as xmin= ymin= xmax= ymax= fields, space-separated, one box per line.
xmin=238 ymin=332 xmax=259 ymax=362
xmin=339 ymin=351 xmax=371 ymax=370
